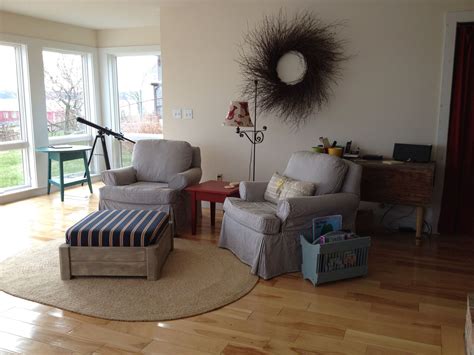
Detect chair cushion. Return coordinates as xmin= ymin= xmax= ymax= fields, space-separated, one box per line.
xmin=133 ymin=139 xmax=193 ymax=183
xmin=283 ymin=151 xmax=348 ymax=195
xmin=99 ymin=182 xmax=179 ymax=205
xmin=66 ymin=210 xmax=169 ymax=247
xmin=223 ymin=197 xmax=280 ymax=234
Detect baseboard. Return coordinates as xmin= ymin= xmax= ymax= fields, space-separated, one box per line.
xmin=0 ymin=175 xmax=102 ymax=205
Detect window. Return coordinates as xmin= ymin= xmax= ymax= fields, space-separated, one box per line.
xmin=0 ymin=43 xmax=32 ymax=193
xmin=116 ymin=55 xmax=162 ymax=166
xmin=43 ymin=50 xmax=91 ymax=140
xmin=43 ymin=49 xmax=95 ymax=177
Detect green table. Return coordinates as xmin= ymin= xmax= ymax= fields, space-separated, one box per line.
xmin=36 ymin=145 xmax=93 ymax=201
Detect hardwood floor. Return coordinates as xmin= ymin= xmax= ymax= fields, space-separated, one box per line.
xmin=0 ymin=183 xmax=472 ymax=354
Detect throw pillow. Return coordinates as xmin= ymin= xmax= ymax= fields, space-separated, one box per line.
xmin=264 ymin=172 xmax=287 ymax=203
xmin=279 ymin=180 xmax=316 ymax=200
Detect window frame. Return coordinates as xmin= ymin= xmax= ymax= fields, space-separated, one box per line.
xmin=99 ymin=46 xmax=162 ymax=169
xmin=42 ymin=47 xmax=95 ymax=145
xmin=0 ymin=42 xmax=34 ymax=194
xmin=42 ymin=47 xmax=100 ymax=176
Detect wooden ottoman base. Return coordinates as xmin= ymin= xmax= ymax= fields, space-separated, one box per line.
xmin=59 ymin=224 xmax=173 ymax=281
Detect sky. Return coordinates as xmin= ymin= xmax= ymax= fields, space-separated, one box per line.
xmin=117 ymin=55 xmax=159 ymax=91
xmin=0 ymin=45 xmax=19 ymax=93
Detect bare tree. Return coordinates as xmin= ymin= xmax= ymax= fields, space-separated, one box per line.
xmin=44 ymin=54 xmax=84 ymax=135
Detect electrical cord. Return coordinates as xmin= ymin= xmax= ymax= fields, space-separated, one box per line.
xmin=380 ymin=205 xmax=395 ymax=225
xmin=381 ymin=205 xmax=433 ymax=241
xmin=381 ymin=204 xmax=416 ymax=232
xmin=388 ymin=207 xmax=416 ymax=230
xmin=423 ymin=220 xmax=433 ymax=238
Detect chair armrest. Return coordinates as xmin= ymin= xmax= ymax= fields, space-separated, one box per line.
xmin=239 ymin=181 xmax=269 ymax=202
xmin=101 ymin=166 xmax=137 ymax=186
xmin=168 ymin=167 xmax=202 ymax=190
xmin=276 ymin=193 xmax=360 ymax=227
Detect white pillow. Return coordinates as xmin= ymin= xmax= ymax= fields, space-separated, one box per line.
xmin=279 ymin=180 xmax=316 ymax=199
xmin=264 ymin=172 xmax=287 ymax=203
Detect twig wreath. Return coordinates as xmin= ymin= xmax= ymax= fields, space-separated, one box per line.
xmin=238 ymin=12 xmax=347 ymax=127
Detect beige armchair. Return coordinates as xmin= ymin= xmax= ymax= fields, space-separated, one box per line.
xmin=219 ymin=151 xmax=362 ymax=279
xmin=99 ymin=139 xmax=202 ymax=234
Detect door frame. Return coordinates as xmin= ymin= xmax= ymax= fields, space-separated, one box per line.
xmin=432 ymin=12 xmax=474 ymax=233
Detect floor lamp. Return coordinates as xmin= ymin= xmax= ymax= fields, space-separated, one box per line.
xmin=223 ymin=80 xmax=267 ymax=181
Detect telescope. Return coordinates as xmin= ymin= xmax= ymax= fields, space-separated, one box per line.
xmin=76 ymin=117 xmax=135 ymax=144
xmin=76 ymin=117 xmax=135 ymax=172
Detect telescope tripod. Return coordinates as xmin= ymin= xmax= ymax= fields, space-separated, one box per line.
xmin=83 ymin=131 xmax=111 ymax=181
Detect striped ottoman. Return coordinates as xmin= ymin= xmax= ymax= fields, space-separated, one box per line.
xmin=59 ymin=210 xmax=172 ymax=281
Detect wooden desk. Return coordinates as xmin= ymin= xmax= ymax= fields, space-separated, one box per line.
xmin=356 ymin=160 xmax=435 ymax=245
xmin=185 ymin=180 xmax=239 ymax=235
xmin=36 ymin=145 xmax=93 ymax=202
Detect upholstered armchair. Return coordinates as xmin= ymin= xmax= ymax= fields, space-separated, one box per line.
xmin=219 ymin=151 xmax=362 ymax=279
xmin=99 ymin=139 xmax=202 ymax=234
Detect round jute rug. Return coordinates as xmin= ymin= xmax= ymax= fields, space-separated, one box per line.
xmin=0 ymin=239 xmax=258 ymax=321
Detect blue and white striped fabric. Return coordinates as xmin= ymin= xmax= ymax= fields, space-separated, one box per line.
xmin=66 ymin=210 xmax=169 ymax=247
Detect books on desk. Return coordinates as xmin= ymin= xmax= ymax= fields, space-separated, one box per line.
xmin=343 ymin=153 xmax=359 ymax=159
xmin=48 ymin=145 xmax=73 ymax=149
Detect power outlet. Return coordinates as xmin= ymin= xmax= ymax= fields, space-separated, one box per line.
xmin=172 ymin=109 xmax=182 ymax=119
xmin=183 ymin=108 xmax=193 ymax=119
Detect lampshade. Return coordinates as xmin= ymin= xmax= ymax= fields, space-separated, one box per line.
xmin=223 ymin=101 xmax=253 ymax=127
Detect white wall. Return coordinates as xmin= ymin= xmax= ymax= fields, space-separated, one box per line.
xmin=0 ymin=10 xmax=161 ymax=48
xmin=161 ymin=1 xmax=473 ymax=181
xmin=0 ymin=11 xmax=97 ymax=47
xmin=160 ymin=0 xmax=474 ymax=226
xmin=97 ymin=27 xmax=160 ymax=48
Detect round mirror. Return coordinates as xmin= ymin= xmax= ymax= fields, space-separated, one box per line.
xmin=276 ymin=51 xmax=308 ymax=85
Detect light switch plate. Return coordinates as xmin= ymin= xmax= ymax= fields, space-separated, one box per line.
xmin=183 ymin=108 xmax=193 ymax=119
xmin=172 ymin=109 xmax=182 ymax=119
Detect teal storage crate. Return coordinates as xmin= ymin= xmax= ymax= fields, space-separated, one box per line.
xmin=300 ymin=234 xmax=371 ymax=286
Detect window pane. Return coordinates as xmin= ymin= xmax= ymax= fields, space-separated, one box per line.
xmin=116 ymin=55 xmax=162 ymax=166
xmin=0 ymin=149 xmax=25 ymax=190
xmin=120 ymin=141 xmax=134 ymax=167
xmin=0 ymin=45 xmax=22 ymax=142
xmin=50 ymin=140 xmax=92 ymax=178
xmin=43 ymin=50 xmax=87 ymax=137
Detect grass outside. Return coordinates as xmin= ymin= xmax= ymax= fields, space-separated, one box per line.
xmin=0 ymin=150 xmax=86 ymax=189
xmin=0 ymin=150 xmax=24 ymax=188
xmin=121 ymin=141 xmax=133 ymax=167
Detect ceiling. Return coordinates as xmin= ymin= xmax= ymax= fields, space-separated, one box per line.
xmin=0 ymin=0 xmax=161 ymax=29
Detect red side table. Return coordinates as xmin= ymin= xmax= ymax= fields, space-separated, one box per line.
xmin=185 ymin=180 xmax=240 ymax=235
